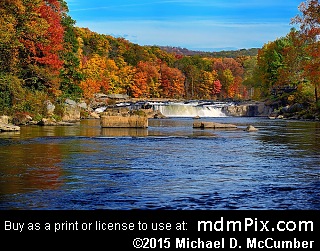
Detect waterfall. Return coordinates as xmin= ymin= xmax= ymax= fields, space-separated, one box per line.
xmin=94 ymin=101 xmax=230 ymax=118
xmin=153 ymin=102 xmax=227 ymax=117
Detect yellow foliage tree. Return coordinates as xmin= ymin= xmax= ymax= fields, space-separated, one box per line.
xmin=80 ymin=55 xmax=111 ymax=98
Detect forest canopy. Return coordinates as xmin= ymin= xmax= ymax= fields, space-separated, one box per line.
xmin=0 ymin=0 xmax=319 ymax=118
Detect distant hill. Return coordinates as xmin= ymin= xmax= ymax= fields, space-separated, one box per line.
xmin=158 ymin=46 xmax=259 ymax=58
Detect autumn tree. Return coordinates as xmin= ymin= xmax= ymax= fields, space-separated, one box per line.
xmin=118 ymin=65 xmax=135 ymax=97
xmin=196 ymin=70 xmax=221 ymax=99
xmin=131 ymin=61 xmax=160 ymax=98
xmin=211 ymin=58 xmax=244 ymax=99
xmin=175 ymin=56 xmax=202 ymax=99
xmin=160 ymin=63 xmax=185 ymax=98
xmin=18 ymin=0 xmax=65 ymax=95
xmin=292 ymin=0 xmax=320 ymax=103
xmin=79 ymin=55 xmax=114 ymax=99
xmin=212 ymin=80 xmax=222 ymax=98
xmin=123 ymin=44 xmax=151 ymax=66
xmin=131 ymin=71 xmax=148 ymax=98
xmin=149 ymin=46 xmax=176 ymax=67
xmin=0 ymin=0 xmax=25 ymax=74
xmin=0 ymin=0 xmax=67 ymax=115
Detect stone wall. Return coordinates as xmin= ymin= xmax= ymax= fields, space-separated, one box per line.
xmin=100 ymin=115 xmax=148 ymax=128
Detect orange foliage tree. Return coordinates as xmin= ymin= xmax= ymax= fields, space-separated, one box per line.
xmin=79 ymin=55 xmax=112 ymax=99
xmin=131 ymin=71 xmax=149 ymax=98
xmin=160 ymin=63 xmax=185 ymax=98
xmin=131 ymin=61 xmax=160 ymax=98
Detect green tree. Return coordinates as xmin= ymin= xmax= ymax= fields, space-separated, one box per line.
xmin=59 ymin=0 xmax=83 ymax=100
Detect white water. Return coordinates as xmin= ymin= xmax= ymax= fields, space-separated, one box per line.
xmin=154 ymin=102 xmax=227 ymax=117
xmin=94 ymin=101 xmax=229 ymax=118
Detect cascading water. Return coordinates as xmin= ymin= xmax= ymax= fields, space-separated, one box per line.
xmin=94 ymin=101 xmax=230 ymax=117
xmin=153 ymin=102 xmax=228 ymax=117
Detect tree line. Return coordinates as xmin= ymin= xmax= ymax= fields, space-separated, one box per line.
xmin=0 ymin=0 xmax=319 ymax=118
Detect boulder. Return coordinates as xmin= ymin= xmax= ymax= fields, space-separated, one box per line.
xmin=62 ymin=98 xmax=81 ymax=122
xmin=153 ymin=110 xmax=166 ymax=119
xmin=245 ymin=125 xmax=259 ymax=132
xmin=38 ymin=118 xmax=57 ymax=126
xmin=44 ymin=100 xmax=55 ymax=115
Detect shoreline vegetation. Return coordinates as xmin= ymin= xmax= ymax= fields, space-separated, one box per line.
xmin=1 ymin=97 xmax=319 ymax=133
xmin=1 ymin=1 xmax=320 ymax=130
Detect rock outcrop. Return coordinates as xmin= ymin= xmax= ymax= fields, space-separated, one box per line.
xmin=0 ymin=116 xmax=20 ymax=132
xmin=0 ymin=122 xmax=21 ymax=132
xmin=222 ymin=102 xmax=272 ymax=117
xmin=61 ymin=98 xmax=81 ymax=122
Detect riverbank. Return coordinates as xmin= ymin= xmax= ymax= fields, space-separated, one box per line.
xmin=1 ymin=97 xmax=319 ymax=132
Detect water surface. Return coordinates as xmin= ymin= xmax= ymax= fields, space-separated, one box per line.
xmin=0 ymin=117 xmax=319 ymax=210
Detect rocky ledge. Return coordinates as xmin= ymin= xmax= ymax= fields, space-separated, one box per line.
xmin=0 ymin=122 xmax=20 ymax=132
xmin=0 ymin=116 xmax=20 ymax=132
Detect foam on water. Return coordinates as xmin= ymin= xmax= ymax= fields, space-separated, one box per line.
xmin=154 ymin=102 xmax=227 ymax=117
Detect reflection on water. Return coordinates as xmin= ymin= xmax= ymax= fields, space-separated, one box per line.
xmin=0 ymin=141 xmax=63 ymax=195
xmin=0 ymin=117 xmax=319 ymax=210
xmin=101 ymin=128 xmax=148 ymax=137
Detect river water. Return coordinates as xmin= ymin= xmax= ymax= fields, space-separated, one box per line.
xmin=0 ymin=112 xmax=319 ymax=210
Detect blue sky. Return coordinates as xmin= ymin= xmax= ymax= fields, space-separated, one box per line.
xmin=65 ymin=0 xmax=303 ymax=51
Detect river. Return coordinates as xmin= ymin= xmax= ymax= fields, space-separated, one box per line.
xmin=0 ymin=109 xmax=319 ymax=210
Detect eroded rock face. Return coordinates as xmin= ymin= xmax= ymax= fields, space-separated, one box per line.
xmin=222 ymin=102 xmax=272 ymax=117
xmin=61 ymin=98 xmax=81 ymax=122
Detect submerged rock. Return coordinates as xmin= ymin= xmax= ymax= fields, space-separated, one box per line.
xmin=193 ymin=121 xmax=237 ymax=129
